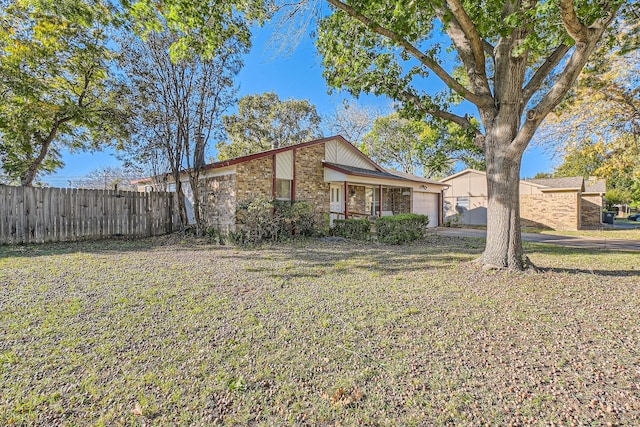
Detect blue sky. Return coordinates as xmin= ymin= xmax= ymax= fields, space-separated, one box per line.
xmin=42 ymin=24 xmax=556 ymax=186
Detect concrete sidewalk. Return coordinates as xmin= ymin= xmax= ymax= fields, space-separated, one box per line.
xmin=434 ymin=228 xmax=640 ymax=251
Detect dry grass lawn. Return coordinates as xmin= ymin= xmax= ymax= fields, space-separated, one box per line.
xmin=1 ymin=235 xmax=639 ymax=425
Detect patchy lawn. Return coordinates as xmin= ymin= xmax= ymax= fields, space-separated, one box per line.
xmin=537 ymin=226 xmax=640 ymax=240
xmin=1 ymin=236 xmax=639 ymax=425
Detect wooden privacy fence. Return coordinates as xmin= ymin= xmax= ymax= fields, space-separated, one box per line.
xmin=0 ymin=185 xmax=177 ymax=245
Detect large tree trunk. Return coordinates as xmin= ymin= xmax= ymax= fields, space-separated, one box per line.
xmin=483 ymin=150 xmax=524 ymax=270
xmin=482 ymin=117 xmax=527 ymax=271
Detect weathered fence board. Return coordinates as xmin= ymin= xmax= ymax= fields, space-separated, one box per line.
xmin=0 ymin=185 xmax=177 ymax=245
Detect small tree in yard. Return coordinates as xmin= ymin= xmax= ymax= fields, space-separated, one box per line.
xmin=122 ymin=31 xmax=242 ymax=234
xmin=313 ymin=0 xmax=634 ymax=270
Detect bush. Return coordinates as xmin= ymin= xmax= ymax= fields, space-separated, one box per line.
xmin=233 ymin=197 xmax=324 ymax=245
xmin=275 ymin=200 xmax=321 ymax=238
xmin=329 ymin=219 xmax=371 ymax=240
xmin=205 ymin=226 xmax=226 ymax=245
xmin=376 ymin=213 xmax=429 ymax=244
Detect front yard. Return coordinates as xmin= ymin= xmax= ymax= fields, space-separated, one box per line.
xmin=1 ymin=236 xmax=639 ymax=425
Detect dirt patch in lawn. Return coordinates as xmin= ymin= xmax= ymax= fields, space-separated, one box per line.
xmin=1 ymin=236 xmax=639 ymax=425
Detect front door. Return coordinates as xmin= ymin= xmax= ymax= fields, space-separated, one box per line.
xmin=330 ymin=184 xmax=344 ymax=225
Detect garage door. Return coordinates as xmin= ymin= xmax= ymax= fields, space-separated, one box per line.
xmin=413 ymin=192 xmax=439 ymax=227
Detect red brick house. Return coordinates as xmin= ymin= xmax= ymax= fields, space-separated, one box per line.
xmin=138 ymin=136 xmax=448 ymax=232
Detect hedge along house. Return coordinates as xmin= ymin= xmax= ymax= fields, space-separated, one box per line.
xmin=440 ymin=169 xmax=606 ymax=230
xmin=136 ymin=136 xmax=448 ymax=232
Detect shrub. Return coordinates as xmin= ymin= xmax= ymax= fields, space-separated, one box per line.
xmin=274 ymin=200 xmax=322 ymax=238
xmin=233 ymin=197 xmax=324 ymax=244
xmin=376 ymin=213 xmax=429 ymax=244
xmin=205 ymin=226 xmax=226 ymax=245
xmin=330 ymin=219 xmax=371 ymax=240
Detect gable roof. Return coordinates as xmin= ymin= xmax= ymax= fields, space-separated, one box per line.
xmin=133 ymin=135 xmax=396 ymax=185
xmin=439 ymin=168 xmax=486 ymax=182
xmin=135 ymin=135 xmax=447 ymax=188
xmin=524 ymin=176 xmax=584 ymax=191
xmin=203 ymin=135 xmax=384 ymax=172
xmin=440 ymin=169 xmax=591 ymax=192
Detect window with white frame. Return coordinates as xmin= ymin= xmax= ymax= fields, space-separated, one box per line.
xmin=456 ymin=196 xmax=470 ymax=211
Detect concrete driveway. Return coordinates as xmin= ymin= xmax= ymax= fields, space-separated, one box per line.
xmin=434 ymin=228 xmax=640 ymax=251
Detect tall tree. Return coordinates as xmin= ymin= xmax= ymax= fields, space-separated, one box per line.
xmin=216 ymin=92 xmax=322 ymax=160
xmin=125 ymin=0 xmax=271 ymax=60
xmin=542 ymin=42 xmax=639 ymax=149
xmin=324 ymin=100 xmax=383 ymax=145
xmin=362 ymin=113 xmax=484 ymax=178
xmin=544 ymin=28 xmax=640 ymax=204
xmin=315 ymin=0 xmax=629 ymax=270
xmin=122 ymin=31 xmax=241 ymax=233
xmin=0 ymin=0 xmax=129 ymax=186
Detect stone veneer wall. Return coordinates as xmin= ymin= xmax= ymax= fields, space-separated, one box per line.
xmin=520 ymin=192 xmax=579 ymax=231
xmin=382 ymin=188 xmax=411 ymax=214
xmin=295 ymin=143 xmax=330 ymax=214
xmin=199 ymin=174 xmax=237 ymax=231
xmin=581 ymin=195 xmax=603 ymax=227
xmin=347 ymin=185 xmax=367 ymax=216
xmin=235 ymin=156 xmax=274 ymax=203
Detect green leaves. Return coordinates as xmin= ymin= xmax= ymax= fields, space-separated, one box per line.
xmin=216 ymin=92 xmax=322 ymax=160
xmin=361 ymin=113 xmax=483 ymax=178
xmin=124 ymin=0 xmax=270 ymax=61
xmin=0 ymin=0 xmax=129 ymax=185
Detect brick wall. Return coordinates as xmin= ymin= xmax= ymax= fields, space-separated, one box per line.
xmin=581 ymin=195 xmax=603 ymax=227
xmin=235 ymin=156 xmax=273 ymax=203
xmin=295 ymin=143 xmax=330 ymax=213
xmin=521 ymin=192 xmax=579 ymax=231
xmin=382 ymin=188 xmax=411 ymax=214
xmin=199 ymin=174 xmax=237 ymax=231
xmin=347 ymin=185 xmax=367 ymax=216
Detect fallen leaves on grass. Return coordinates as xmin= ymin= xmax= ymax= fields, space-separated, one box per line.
xmin=1 ymin=236 xmax=639 ymax=425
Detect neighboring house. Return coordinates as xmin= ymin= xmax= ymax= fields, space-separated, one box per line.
xmin=441 ymin=169 xmax=606 ymax=230
xmin=137 ymin=136 xmax=448 ymax=231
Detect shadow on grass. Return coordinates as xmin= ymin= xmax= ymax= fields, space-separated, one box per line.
xmin=0 ymin=235 xmax=218 ymax=259
xmin=524 ymin=241 xmax=638 ymax=256
xmin=213 ymin=236 xmax=484 ymax=274
xmin=5 ymin=235 xmax=634 ymax=278
xmin=525 ymin=242 xmax=640 ymax=278
xmin=538 ymin=267 xmax=640 ymax=277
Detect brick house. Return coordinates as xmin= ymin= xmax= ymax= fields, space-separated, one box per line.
xmin=441 ymin=169 xmax=606 ymax=230
xmin=139 ymin=136 xmax=448 ymax=232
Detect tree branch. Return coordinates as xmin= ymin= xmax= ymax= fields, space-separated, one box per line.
xmin=445 ymin=0 xmax=489 ymax=85
xmin=559 ymin=0 xmax=589 ymax=42
xmin=522 ymin=43 xmax=571 ymax=105
xmin=326 ymin=0 xmax=493 ymax=108
xmin=394 ymin=87 xmax=486 ymax=148
xmin=515 ymin=3 xmax=623 ymax=150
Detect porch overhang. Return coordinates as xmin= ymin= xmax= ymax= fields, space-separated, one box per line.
xmin=323 ymin=162 xmax=447 ymax=192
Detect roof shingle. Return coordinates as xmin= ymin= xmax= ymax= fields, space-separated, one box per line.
xmin=524 ymin=176 xmax=584 ymax=190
